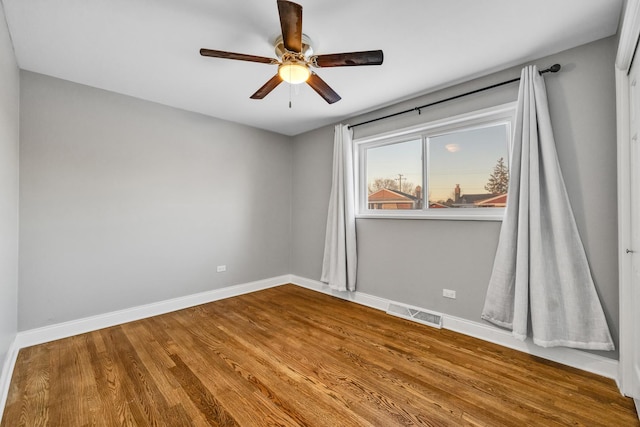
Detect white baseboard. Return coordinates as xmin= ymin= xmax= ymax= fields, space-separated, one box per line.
xmin=289 ymin=275 xmax=619 ymax=381
xmin=442 ymin=314 xmax=619 ymax=380
xmin=289 ymin=275 xmax=389 ymax=311
xmin=1 ymin=276 xmax=288 ymax=418
xmin=0 ymin=338 xmax=19 ymax=422
xmin=15 ymin=275 xmax=289 ymax=349
xmin=1 ymin=273 xmax=620 ymax=420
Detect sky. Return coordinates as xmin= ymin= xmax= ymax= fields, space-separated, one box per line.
xmin=366 ymin=123 xmax=510 ymax=202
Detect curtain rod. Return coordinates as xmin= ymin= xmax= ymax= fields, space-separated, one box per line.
xmin=348 ymin=64 xmax=562 ymax=130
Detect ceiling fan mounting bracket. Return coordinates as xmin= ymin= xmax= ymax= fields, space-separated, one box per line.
xmin=280 ymin=51 xmax=307 ymax=65
xmin=274 ymin=34 xmax=314 ymax=59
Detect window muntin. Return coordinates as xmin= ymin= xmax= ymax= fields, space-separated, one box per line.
xmin=355 ymin=103 xmax=514 ymax=220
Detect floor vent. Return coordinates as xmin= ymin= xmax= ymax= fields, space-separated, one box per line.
xmin=386 ymin=303 xmax=443 ymax=329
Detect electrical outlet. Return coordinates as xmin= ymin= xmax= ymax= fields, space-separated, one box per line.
xmin=216 ymin=265 xmax=227 ymax=273
xmin=443 ymin=289 xmax=456 ymax=299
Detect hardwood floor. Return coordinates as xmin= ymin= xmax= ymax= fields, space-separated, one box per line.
xmin=2 ymin=284 xmax=638 ymax=426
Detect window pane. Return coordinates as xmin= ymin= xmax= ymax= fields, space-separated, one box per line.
xmin=366 ymin=139 xmax=423 ymax=210
xmin=428 ymin=124 xmax=509 ymax=209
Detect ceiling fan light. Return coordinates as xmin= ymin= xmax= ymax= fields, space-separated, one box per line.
xmin=278 ymin=62 xmax=311 ymax=84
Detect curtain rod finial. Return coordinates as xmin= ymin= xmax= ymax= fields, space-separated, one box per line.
xmin=548 ymin=64 xmax=561 ymax=73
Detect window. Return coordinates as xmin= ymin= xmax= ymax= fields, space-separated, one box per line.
xmin=356 ymin=103 xmax=515 ymax=220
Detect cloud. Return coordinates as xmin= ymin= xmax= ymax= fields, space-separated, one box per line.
xmin=445 ymin=143 xmax=460 ymax=153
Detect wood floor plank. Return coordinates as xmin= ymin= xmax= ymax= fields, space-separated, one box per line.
xmin=246 ymin=286 xmax=625 ymax=424
xmin=128 ymin=318 xmax=212 ymax=427
xmin=4 ymin=344 xmax=51 ymax=426
xmin=203 ymin=306 xmax=448 ymax=425
xmin=84 ymin=330 xmax=137 ymax=427
xmin=145 ymin=313 xmax=304 ymax=426
xmin=169 ymin=353 xmax=240 ymax=427
xmin=47 ymin=336 xmax=99 ymax=426
xmin=168 ymin=312 xmax=327 ymax=426
xmin=2 ymin=284 xmax=638 ymax=426
xmin=233 ymin=290 xmax=540 ymax=424
xmin=193 ymin=300 xmax=385 ymax=425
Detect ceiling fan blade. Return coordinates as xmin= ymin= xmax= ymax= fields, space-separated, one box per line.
xmin=312 ymin=50 xmax=384 ymax=67
xmin=200 ymin=48 xmax=277 ymax=64
xmin=277 ymin=0 xmax=303 ymax=53
xmin=307 ymin=73 xmax=341 ymax=104
xmin=250 ymin=74 xmax=284 ymax=99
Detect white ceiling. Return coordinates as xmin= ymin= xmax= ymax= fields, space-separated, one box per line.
xmin=2 ymin=0 xmax=624 ymax=136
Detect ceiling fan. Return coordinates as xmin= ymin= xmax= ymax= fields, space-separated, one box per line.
xmin=200 ymin=0 xmax=384 ymax=104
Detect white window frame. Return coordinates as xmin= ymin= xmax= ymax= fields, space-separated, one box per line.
xmin=354 ymin=102 xmax=516 ymax=221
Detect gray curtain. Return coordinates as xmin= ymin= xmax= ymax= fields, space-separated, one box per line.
xmin=321 ymin=124 xmax=357 ymax=291
xmin=481 ymin=65 xmax=614 ymax=350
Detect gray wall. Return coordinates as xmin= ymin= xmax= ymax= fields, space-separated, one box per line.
xmin=0 ymin=3 xmax=20 ymax=367
xmin=19 ymin=71 xmax=292 ymax=330
xmin=291 ymin=36 xmax=619 ymax=359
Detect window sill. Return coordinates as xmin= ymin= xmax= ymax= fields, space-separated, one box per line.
xmin=356 ymin=209 xmax=504 ymax=221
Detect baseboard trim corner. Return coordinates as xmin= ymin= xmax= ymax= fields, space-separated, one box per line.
xmin=0 ymin=338 xmax=19 ymax=422
xmin=289 ymin=275 xmax=619 ymax=381
xmin=289 ymin=275 xmax=388 ymax=311
xmin=16 ymin=275 xmax=290 ymax=349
